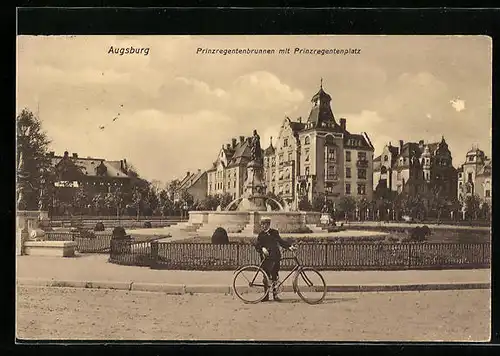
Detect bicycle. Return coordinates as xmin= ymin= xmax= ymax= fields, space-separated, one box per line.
xmin=232 ymin=246 xmax=327 ymax=304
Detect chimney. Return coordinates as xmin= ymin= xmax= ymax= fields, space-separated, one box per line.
xmin=63 ymin=151 xmax=69 ymax=158
xmin=72 ymin=153 xmax=78 ymax=158
xmin=419 ymin=140 xmax=424 ymax=147
xmin=198 ymin=169 xmax=201 ymax=173
xmin=340 ymin=118 xmax=346 ymax=131
xmin=298 ymin=117 xmax=302 ymax=123
xmin=120 ymin=159 xmax=124 ymax=172
xmin=399 ymin=140 xmax=404 ymax=153
xmin=239 ymin=136 xmax=245 ymax=144
xmin=232 ymin=138 xmax=237 ymax=148
xmin=186 ymin=171 xmax=190 ymax=177
xmin=226 ymin=143 xmax=231 ymax=150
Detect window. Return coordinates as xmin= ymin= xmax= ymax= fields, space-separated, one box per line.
xmin=346 ymin=167 xmax=351 ymax=178
xmin=288 ymin=152 xmax=292 ymax=162
xmin=346 ymin=151 xmax=351 ymax=162
xmin=305 ymin=166 xmax=310 ymax=176
xmin=325 ymin=135 xmax=334 ymax=145
xmin=345 ymin=183 xmax=351 ymax=195
xmin=358 ymin=169 xmax=366 ymax=179
xmin=283 ymin=138 xmax=288 ymax=147
xmin=328 ymin=148 xmax=336 ymax=161
xmin=279 ymin=154 xmax=284 ymax=165
xmin=271 ymin=157 xmax=276 ymax=166
xmin=486 ymin=190 xmax=491 ymax=198
xmin=384 ymin=155 xmax=388 ymax=162
xmin=357 ymin=184 xmax=366 ymax=195
xmin=468 ymin=173 xmax=473 ymax=182
xmin=325 ymin=183 xmax=334 ymax=194
xmin=305 ymin=149 xmax=310 ymax=162
xmin=357 ymin=152 xmax=367 ymax=161
xmin=272 ymin=172 xmax=276 ymax=181
xmin=279 ymin=170 xmax=284 ymax=180
xmin=304 ymin=136 xmax=310 ymax=145
xmin=233 ymin=181 xmax=236 ymax=188
xmin=468 ymin=156 xmax=474 ymax=162
xmin=285 ymin=184 xmax=290 ymax=194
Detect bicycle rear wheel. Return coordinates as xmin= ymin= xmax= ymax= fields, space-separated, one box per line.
xmin=294 ymin=267 xmax=327 ymax=304
xmin=232 ymin=265 xmax=270 ymax=304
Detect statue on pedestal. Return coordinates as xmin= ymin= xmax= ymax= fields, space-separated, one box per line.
xmin=250 ymin=129 xmax=262 ymax=163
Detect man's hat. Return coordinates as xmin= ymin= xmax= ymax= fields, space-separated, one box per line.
xmin=260 ymin=217 xmax=271 ymax=223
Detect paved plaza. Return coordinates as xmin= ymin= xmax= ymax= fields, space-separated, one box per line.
xmin=16 ymin=254 xmax=490 ymax=288
xmin=16 ymin=286 xmax=490 ymax=341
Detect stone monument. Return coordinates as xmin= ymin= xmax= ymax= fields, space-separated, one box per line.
xmin=237 ymin=129 xmax=267 ymax=211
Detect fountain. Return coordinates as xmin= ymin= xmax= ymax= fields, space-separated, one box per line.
xmin=186 ymin=129 xmax=322 ymax=236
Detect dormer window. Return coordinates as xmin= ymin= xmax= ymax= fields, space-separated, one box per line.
xmin=304 ymin=136 xmax=310 ymax=145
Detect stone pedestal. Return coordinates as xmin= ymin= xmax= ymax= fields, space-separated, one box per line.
xmin=238 ymin=160 xmax=267 ymax=212
xmin=16 ymin=210 xmax=49 ymax=256
xmin=320 ymin=213 xmax=331 ymax=226
xmin=24 ymin=241 xmax=77 ymax=257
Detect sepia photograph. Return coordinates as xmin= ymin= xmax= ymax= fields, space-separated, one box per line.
xmin=16 ymin=35 xmax=492 ymax=341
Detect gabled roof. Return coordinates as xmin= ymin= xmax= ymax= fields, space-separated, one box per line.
xmin=50 ymin=154 xmax=131 ymax=179
xmin=343 ymin=133 xmax=373 ymax=150
xmin=179 ymin=170 xmax=207 ymax=190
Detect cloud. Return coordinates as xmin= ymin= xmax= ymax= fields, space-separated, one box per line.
xmin=450 ymin=98 xmax=466 ymax=112
xmin=175 ymin=76 xmax=227 ymax=98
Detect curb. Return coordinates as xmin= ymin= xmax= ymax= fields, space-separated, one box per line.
xmin=17 ymin=279 xmax=490 ymax=294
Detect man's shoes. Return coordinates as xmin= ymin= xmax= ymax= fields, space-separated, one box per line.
xmin=272 ymin=292 xmax=282 ymax=302
xmin=261 ymin=294 xmax=270 ymax=302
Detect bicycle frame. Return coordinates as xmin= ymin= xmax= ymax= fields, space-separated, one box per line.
xmin=254 ymin=252 xmax=315 ymax=292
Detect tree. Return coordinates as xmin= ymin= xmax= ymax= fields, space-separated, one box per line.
xmin=72 ymin=186 xmax=90 ymax=215
xmin=312 ymin=192 xmax=328 ymax=212
xmin=298 ymin=196 xmax=312 ymax=211
xmin=465 ymin=195 xmax=481 ymax=220
xmin=356 ymin=197 xmax=370 ymax=220
xmin=159 ymin=189 xmax=174 ymax=216
xmin=338 ymin=196 xmax=356 ymax=220
xmin=166 ymin=179 xmax=181 ymax=201
xmin=217 ymin=193 xmax=233 ymax=209
xmin=92 ymin=193 xmax=106 ymax=216
xmin=146 ymin=187 xmax=160 ymax=216
xmin=105 ymin=188 xmax=124 ymax=217
xmin=16 ymin=109 xmax=53 ymax=210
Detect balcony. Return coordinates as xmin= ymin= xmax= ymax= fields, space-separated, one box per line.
xmin=297 ymin=174 xmax=315 ymax=182
xmin=356 ymin=159 xmax=369 ymax=168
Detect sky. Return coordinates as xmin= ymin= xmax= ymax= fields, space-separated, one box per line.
xmin=17 ymin=35 xmax=492 ymax=184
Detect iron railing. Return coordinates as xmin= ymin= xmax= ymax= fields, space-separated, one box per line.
xmin=108 ymin=240 xmax=490 ymax=271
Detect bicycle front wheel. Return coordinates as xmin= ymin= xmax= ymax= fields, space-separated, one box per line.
xmin=232 ymin=265 xmax=270 ymax=304
xmin=294 ymin=267 xmax=327 ymax=304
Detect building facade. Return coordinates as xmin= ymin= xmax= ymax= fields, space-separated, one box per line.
xmin=457 ymin=147 xmax=492 ymax=206
xmin=373 ymin=137 xmax=457 ymax=199
xmin=48 ymin=151 xmax=133 ymax=194
xmin=263 ymin=82 xmax=375 ymax=208
xmin=206 ymin=136 xmax=253 ymax=200
xmin=175 ymin=169 xmax=208 ymax=203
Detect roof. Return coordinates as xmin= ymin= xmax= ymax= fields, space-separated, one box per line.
xmin=264 ymin=144 xmax=275 ymax=156
xmin=399 ymin=142 xmax=421 ymax=158
xmin=343 ymin=133 xmax=373 ymax=150
xmin=179 ymin=170 xmax=207 ymax=190
xmin=311 ymin=87 xmax=332 ymax=103
xmin=289 ymin=121 xmax=306 ymax=133
xmin=50 ymin=154 xmax=131 ymax=179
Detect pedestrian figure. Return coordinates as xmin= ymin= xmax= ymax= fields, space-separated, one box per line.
xmin=254 ymin=217 xmax=296 ymax=302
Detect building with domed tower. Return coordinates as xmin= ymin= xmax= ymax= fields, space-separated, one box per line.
xmin=373 ymin=137 xmax=458 ymax=200
xmin=457 ymin=147 xmax=492 ymax=206
xmin=262 ymin=80 xmax=375 ymax=209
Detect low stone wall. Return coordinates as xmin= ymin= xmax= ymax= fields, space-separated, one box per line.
xmin=191 ymin=211 xmax=250 ymax=234
xmin=24 ymin=240 xmax=77 ymax=257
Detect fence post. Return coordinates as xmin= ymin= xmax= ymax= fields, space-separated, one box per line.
xmin=236 ymin=243 xmax=240 ymax=267
xmin=324 ymin=243 xmax=328 ymax=267
xmin=407 ymin=243 xmax=412 ymax=269
xmin=150 ymin=241 xmax=159 ymax=268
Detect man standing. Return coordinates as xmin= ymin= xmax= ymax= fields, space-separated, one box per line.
xmin=254 ymin=217 xmax=296 ymax=302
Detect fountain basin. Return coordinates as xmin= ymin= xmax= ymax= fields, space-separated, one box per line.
xmin=188 ymin=210 xmax=322 ymax=235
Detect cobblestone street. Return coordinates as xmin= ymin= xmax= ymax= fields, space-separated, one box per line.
xmin=16 ymin=286 xmax=489 ymax=341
